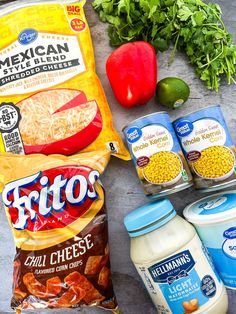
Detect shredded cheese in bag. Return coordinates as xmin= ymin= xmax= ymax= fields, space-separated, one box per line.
xmin=0 ymin=0 xmax=129 ymax=159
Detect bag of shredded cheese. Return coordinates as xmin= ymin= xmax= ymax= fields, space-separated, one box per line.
xmin=0 ymin=151 xmax=119 ymax=313
xmin=0 ymin=0 xmax=129 ymax=159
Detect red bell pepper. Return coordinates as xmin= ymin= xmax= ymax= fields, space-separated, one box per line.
xmin=106 ymin=41 xmax=157 ymax=108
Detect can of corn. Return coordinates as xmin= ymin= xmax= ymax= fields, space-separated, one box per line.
xmin=123 ymin=112 xmax=193 ymax=198
xmin=173 ymin=105 xmax=236 ymax=191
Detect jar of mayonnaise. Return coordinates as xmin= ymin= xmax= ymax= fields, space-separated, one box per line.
xmin=124 ymin=199 xmax=228 ymax=314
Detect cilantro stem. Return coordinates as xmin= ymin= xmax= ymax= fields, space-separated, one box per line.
xmin=202 ymin=23 xmax=220 ymax=26
xmin=199 ymin=0 xmax=225 ymax=30
xmin=119 ymin=23 xmax=129 ymax=31
xmin=225 ymin=57 xmax=233 ymax=83
xmin=199 ymin=42 xmax=224 ymax=68
xmin=202 ymin=24 xmax=226 ymax=35
xmin=230 ymin=76 xmax=236 ymax=84
xmin=168 ymin=32 xmax=180 ymax=66
xmin=206 ymin=54 xmax=210 ymax=64
xmin=204 ymin=6 xmax=226 ymax=32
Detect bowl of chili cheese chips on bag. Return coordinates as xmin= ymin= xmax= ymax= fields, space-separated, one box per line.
xmin=0 ymin=151 xmax=119 ymax=313
xmin=0 ymin=0 xmax=129 ymax=160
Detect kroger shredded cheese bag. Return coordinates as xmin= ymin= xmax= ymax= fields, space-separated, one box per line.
xmin=0 ymin=0 xmax=129 ymax=159
xmin=0 ymin=151 xmax=120 ymax=313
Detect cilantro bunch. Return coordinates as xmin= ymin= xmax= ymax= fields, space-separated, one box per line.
xmin=93 ymin=0 xmax=236 ymax=91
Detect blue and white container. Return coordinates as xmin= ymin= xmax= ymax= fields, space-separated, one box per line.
xmin=123 ymin=112 xmax=192 ymax=198
xmin=124 ymin=199 xmax=228 ymax=314
xmin=184 ymin=192 xmax=236 ymax=290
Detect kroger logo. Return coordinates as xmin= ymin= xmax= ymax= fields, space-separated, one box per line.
xmin=224 ymin=227 xmax=236 ymax=240
xmin=148 ymin=250 xmax=195 ymax=285
xmin=18 ymin=29 xmax=38 ymax=45
xmin=126 ymin=126 xmax=142 ymax=144
xmin=175 ymin=120 xmax=193 ymax=137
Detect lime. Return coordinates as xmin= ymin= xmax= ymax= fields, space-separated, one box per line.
xmin=156 ymin=77 xmax=190 ymax=109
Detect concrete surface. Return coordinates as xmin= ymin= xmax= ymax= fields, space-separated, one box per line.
xmin=0 ymin=0 xmax=236 ymax=313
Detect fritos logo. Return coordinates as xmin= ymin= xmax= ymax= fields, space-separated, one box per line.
xmin=2 ymin=166 xmax=100 ymax=231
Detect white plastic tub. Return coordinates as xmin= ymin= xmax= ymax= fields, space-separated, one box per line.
xmin=184 ymin=191 xmax=236 ymax=290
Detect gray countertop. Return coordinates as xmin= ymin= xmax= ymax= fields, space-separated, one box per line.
xmin=0 ymin=0 xmax=236 ymax=313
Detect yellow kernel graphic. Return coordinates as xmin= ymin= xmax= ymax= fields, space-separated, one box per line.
xmin=143 ymin=151 xmax=182 ymax=184
xmin=194 ymin=146 xmax=235 ymax=179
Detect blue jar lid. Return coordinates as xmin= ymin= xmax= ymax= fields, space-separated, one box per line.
xmin=124 ymin=199 xmax=176 ymax=237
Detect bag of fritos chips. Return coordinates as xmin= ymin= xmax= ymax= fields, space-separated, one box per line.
xmin=0 ymin=151 xmax=119 ymax=313
xmin=0 ymin=0 xmax=129 ymax=159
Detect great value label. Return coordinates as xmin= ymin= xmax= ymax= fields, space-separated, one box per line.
xmin=173 ymin=106 xmax=236 ymax=190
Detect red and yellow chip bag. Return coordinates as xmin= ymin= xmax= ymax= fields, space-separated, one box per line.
xmin=0 ymin=0 xmax=129 ymax=159
xmin=0 ymin=151 xmax=119 ymax=313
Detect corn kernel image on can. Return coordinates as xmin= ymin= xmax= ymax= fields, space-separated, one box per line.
xmin=173 ymin=105 xmax=236 ymax=191
xmin=123 ymin=112 xmax=193 ymax=198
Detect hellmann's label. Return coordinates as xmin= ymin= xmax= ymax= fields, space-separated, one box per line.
xmin=135 ymin=235 xmax=223 ymax=314
xmin=149 ymin=250 xmax=195 ymax=284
